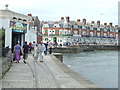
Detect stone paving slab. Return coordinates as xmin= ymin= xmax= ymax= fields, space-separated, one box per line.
xmin=1 ymin=54 xmax=99 ymax=89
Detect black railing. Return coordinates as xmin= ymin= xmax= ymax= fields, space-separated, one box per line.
xmin=0 ymin=46 xmax=10 ymax=57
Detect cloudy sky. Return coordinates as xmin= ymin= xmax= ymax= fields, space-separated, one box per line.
xmin=0 ymin=0 xmax=119 ymax=25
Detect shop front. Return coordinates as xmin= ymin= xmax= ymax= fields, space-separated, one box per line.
xmin=10 ymin=21 xmax=27 ymax=52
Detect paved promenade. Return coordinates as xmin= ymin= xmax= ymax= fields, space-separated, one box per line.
xmin=1 ymin=54 xmax=99 ymax=88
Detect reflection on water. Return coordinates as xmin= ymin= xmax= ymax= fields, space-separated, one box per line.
xmin=63 ymin=50 xmax=118 ymax=88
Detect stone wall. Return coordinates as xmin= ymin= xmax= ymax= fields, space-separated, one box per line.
xmin=1 ymin=50 xmax=12 ymax=79
xmin=51 ymin=45 xmax=119 ymax=53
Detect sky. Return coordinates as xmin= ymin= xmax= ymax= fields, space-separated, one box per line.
xmin=0 ymin=0 xmax=119 ymax=26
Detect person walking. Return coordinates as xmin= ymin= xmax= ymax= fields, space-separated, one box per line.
xmin=22 ymin=41 xmax=30 ymax=64
xmin=29 ymin=42 xmax=32 ymax=53
xmin=32 ymin=41 xmax=36 ymax=56
xmin=32 ymin=41 xmax=36 ymax=50
xmin=38 ymin=41 xmax=45 ymax=62
xmin=33 ymin=44 xmax=39 ymax=60
xmin=49 ymin=46 xmax=52 ymax=54
xmin=48 ymin=42 xmax=52 ymax=54
xmin=13 ymin=42 xmax=23 ymax=63
xmin=44 ymin=42 xmax=48 ymax=55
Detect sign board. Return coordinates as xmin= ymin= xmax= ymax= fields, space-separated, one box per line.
xmin=10 ymin=21 xmax=27 ymax=33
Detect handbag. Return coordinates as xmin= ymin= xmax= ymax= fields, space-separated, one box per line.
xmin=20 ymin=50 xmax=22 ymax=56
xmin=19 ymin=47 xmax=22 ymax=56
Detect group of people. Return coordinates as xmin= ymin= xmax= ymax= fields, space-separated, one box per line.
xmin=13 ymin=41 xmax=51 ymax=64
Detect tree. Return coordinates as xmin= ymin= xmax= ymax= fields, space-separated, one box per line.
xmin=0 ymin=27 xmax=5 ymax=48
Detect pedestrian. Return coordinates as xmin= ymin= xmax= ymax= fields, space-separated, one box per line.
xmin=49 ymin=46 xmax=52 ymax=54
xmin=32 ymin=41 xmax=36 ymax=50
xmin=22 ymin=41 xmax=30 ymax=64
xmin=48 ymin=42 xmax=52 ymax=54
xmin=32 ymin=41 xmax=36 ymax=56
xmin=38 ymin=41 xmax=46 ymax=62
xmin=44 ymin=42 xmax=48 ymax=55
xmin=29 ymin=42 xmax=32 ymax=53
xmin=33 ymin=44 xmax=39 ymax=60
xmin=13 ymin=42 xmax=23 ymax=63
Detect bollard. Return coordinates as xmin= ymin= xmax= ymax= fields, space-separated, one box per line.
xmin=52 ymin=53 xmax=63 ymax=62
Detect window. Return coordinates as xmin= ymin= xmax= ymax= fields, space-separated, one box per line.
xmin=74 ymin=31 xmax=78 ymax=35
xmin=48 ymin=30 xmax=52 ymax=35
xmin=110 ymin=34 xmax=113 ymax=37
xmin=93 ymin=28 xmax=97 ymax=30
xmin=97 ymin=33 xmax=100 ymax=36
xmin=59 ymin=30 xmax=63 ymax=34
xmin=87 ymin=27 xmax=90 ymax=30
xmin=52 ymin=30 xmax=55 ymax=34
xmin=74 ymin=25 xmax=78 ymax=29
xmin=42 ymin=30 xmax=45 ymax=34
xmin=53 ymin=24 xmax=60 ymax=27
xmin=45 ymin=38 xmax=48 ymax=41
xmin=82 ymin=26 xmax=87 ymax=29
xmin=100 ymin=28 xmax=104 ymax=31
xmin=65 ymin=24 xmax=71 ymax=28
xmin=43 ymin=24 xmax=49 ymax=28
xmin=79 ymin=26 xmax=82 ymax=29
xmin=82 ymin=31 xmax=86 ymax=35
xmin=97 ymin=28 xmax=100 ymax=31
xmin=104 ymin=33 xmax=107 ymax=36
xmin=104 ymin=29 xmax=107 ymax=32
xmin=107 ymin=29 xmax=110 ymax=32
xmin=90 ymin=32 xmax=93 ymax=36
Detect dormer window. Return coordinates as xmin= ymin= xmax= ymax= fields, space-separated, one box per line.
xmin=13 ymin=17 xmax=17 ymax=19
xmin=18 ymin=18 xmax=22 ymax=20
xmin=23 ymin=19 xmax=27 ymax=21
xmin=43 ymin=24 xmax=49 ymax=28
xmin=53 ymin=24 xmax=60 ymax=28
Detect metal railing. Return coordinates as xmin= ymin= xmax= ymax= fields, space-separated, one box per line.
xmin=0 ymin=46 xmax=10 ymax=58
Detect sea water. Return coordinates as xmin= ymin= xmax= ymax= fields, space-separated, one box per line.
xmin=63 ymin=50 xmax=118 ymax=88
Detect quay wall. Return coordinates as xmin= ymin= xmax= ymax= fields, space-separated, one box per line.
xmin=50 ymin=54 xmax=100 ymax=88
xmin=51 ymin=45 xmax=119 ymax=53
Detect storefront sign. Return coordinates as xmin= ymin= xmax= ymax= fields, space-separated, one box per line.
xmin=10 ymin=21 xmax=27 ymax=33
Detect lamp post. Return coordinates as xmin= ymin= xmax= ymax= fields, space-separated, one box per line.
xmin=34 ymin=16 xmax=43 ymax=43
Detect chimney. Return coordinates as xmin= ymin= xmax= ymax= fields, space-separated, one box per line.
xmin=91 ymin=21 xmax=94 ymax=27
xmin=77 ymin=19 xmax=80 ymax=22
xmin=28 ymin=14 xmax=32 ymax=16
xmin=97 ymin=20 xmax=100 ymax=26
xmin=5 ymin=4 xmax=9 ymax=10
xmin=82 ymin=18 xmax=86 ymax=25
xmin=109 ymin=22 xmax=112 ymax=27
xmin=91 ymin=21 xmax=95 ymax=24
xmin=61 ymin=17 xmax=64 ymax=20
xmin=76 ymin=19 xmax=81 ymax=25
xmin=66 ymin=16 xmax=70 ymax=23
xmin=60 ymin=17 xmax=65 ymax=24
xmin=104 ymin=23 xmax=107 ymax=26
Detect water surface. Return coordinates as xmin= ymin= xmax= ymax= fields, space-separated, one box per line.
xmin=63 ymin=50 xmax=118 ymax=88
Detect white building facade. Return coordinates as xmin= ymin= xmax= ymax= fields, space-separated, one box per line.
xmin=0 ymin=7 xmax=37 ymax=50
xmin=42 ymin=17 xmax=118 ymax=46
